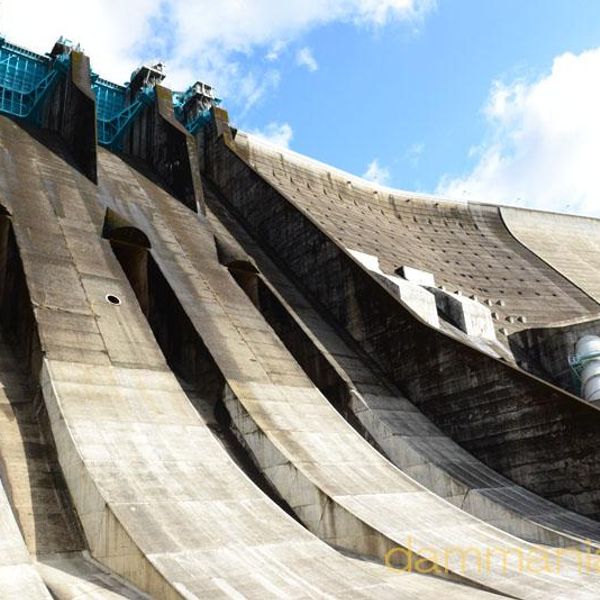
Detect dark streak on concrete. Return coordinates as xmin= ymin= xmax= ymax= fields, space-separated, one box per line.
xmin=201 ymin=113 xmax=600 ymax=519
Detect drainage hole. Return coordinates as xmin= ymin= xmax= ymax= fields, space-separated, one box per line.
xmin=105 ymin=294 xmax=122 ymax=305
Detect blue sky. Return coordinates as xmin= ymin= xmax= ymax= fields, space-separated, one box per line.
xmin=3 ymin=1 xmax=600 ymax=216
xmin=274 ymin=1 xmax=600 ymax=189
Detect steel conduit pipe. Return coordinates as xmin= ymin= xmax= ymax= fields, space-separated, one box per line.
xmin=575 ymin=335 xmax=600 ymax=402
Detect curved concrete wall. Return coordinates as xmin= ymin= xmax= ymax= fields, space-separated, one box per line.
xmin=201 ymin=194 xmax=600 ymax=550
xmin=3 ymin=42 xmax=600 ymax=594
xmin=201 ymin=127 xmax=600 ymax=520
xmin=94 ymin=141 xmax=600 ymax=597
xmin=0 ymin=116 xmax=495 ymax=599
xmin=231 ymin=133 xmax=599 ymax=338
xmin=501 ymin=207 xmax=600 ymax=304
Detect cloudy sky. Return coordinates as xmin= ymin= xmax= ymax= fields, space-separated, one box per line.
xmin=2 ymin=0 xmax=600 ymax=216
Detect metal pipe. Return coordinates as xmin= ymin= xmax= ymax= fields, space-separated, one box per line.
xmin=575 ymin=335 xmax=600 ymax=402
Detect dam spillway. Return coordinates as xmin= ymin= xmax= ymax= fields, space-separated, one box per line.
xmin=1 ymin=35 xmax=600 ymax=599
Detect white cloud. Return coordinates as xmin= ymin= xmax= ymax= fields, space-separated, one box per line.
xmin=0 ymin=0 xmax=434 ymax=111
xmin=296 ymin=47 xmax=318 ymax=72
xmin=437 ymin=47 xmax=600 ymax=217
xmin=237 ymin=69 xmax=281 ymax=115
xmin=1 ymin=0 xmax=156 ymax=84
xmin=406 ymin=142 xmax=424 ymax=166
xmin=265 ymin=40 xmax=286 ymax=62
xmin=354 ymin=0 xmax=436 ymax=26
xmin=248 ymin=122 xmax=293 ymax=148
xmin=362 ymin=159 xmax=390 ymax=185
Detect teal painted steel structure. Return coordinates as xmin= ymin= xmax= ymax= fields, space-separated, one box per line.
xmin=173 ymin=83 xmax=221 ymax=135
xmin=92 ymin=76 xmax=155 ymax=151
xmin=0 ymin=36 xmax=222 ymax=149
xmin=0 ymin=36 xmax=70 ymax=125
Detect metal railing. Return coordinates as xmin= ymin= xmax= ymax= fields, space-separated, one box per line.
xmin=0 ymin=36 xmax=70 ymax=125
xmin=0 ymin=36 xmax=223 ymax=148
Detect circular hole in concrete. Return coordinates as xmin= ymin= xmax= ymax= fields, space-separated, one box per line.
xmin=105 ymin=294 xmax=122 ymax=306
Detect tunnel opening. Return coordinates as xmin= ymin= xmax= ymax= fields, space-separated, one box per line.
xmin=106 ymin=223 xmax=298 ymax=518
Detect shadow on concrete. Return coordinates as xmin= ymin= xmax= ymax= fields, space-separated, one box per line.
xmin=104 ymin=213 xmax=300 ymax=521
xmin=0 ymin=213 xmax=85 ymax=557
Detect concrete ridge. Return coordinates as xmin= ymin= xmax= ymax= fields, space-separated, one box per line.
xmin=116 ymin=148 xmax=600 ymax=597
xmin=242 ymin=131 xmax=600 ymax=223
xmin=200 ymin=191 xmax=600 ymax=552
xmin=0 ymin=116 xmax=497 ymax=598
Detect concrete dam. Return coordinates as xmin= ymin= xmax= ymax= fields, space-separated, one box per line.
xmin=1 ymin=35 xmax=600 ymax=599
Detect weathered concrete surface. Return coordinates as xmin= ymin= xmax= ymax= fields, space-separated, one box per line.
xmin=201 ymin=125 xmax=600 ymax=520
xmin=43 ymin=50 xmax=97 ymax=183
xmin=203 ymin=187 xmax=600 ymax=549
xmin=426 ymin=286 xmax=497 ymax=340
xmin=398 ymin=265 xmax=436 ymax=287
xmin=0 ymin=332 xmax=84 ymax=557
xmin=87 ymin=148 xmax=600 ymax=597
xmin=2 ymin=61 xmax=600 ymax=596
xmin=500 ymin=207 xmax=600 ymax=396
xmin=0 ymin=116 xmax=501 ymax=598
xmin=347 ymin=249 xmax=440 ymax=327
xmin=0 ymin=210 xmax=151 ymax=599
xmin=0 ymin=324 xmax=147 ymax=598
xmin=37 ymin=553 xmax=150 ymax=599
xmin=501 ymin=207 xmax=600 ymax=304
xmin=219 ymin=132 xmax=598 ymax=337
xmin=126 ymin=85 xmax=204 ymax=214
xmin=0 ymin=481 xmax=50 ymax=598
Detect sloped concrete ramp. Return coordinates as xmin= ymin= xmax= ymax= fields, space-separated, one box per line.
xmin=0 ymin=482 xmax=50 ymax=599
xmin=202 ymin=191 xmax=600 ymax=551
xmin=93 ymin=149 xmax=600 ymax=598
xmin=201 ymin=127 xmax=600 ymax=523
xmin=0 ymin=309 xmax=150 ymax=598
xmin=501 ymin=207 xmax=600 ymax=303
xmin=0 ymin=117 xmax=497 ymax=598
